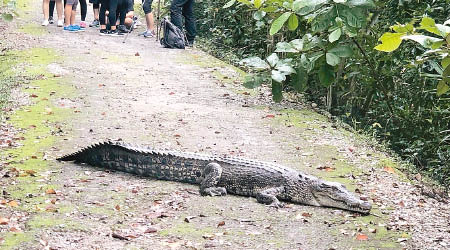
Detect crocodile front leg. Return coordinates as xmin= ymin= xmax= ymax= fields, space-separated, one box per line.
xmin=200 ymin=163 xmax=227 ymax=196
xmin=256 ymin=186 xmax=284 ymax=207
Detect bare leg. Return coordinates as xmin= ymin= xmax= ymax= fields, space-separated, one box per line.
xmin=70 ymin=10 xmax=76 ymax=25
xmin=94 ymin=8 xmax=99 ymax=20
xmin=145 ymin=12 xmax=154 ymax=31
xmin=43 ymin=0 xmax=50 ymax=20
xmin=55 ymin=0 xmax=63 ymax=20
xmin=64 ymin=4 xmax=72 ymax=26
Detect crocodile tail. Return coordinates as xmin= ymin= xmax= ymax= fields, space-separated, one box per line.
xmin=57 ymin=141 xmax=116 ymax=164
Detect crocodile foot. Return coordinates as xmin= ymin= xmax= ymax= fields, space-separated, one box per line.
xmin=201 ymin=187 xmax=227 ymax=196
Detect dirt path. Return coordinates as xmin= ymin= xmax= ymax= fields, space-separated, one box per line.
xmin=1 ymin=1 xmax=449 ymax=249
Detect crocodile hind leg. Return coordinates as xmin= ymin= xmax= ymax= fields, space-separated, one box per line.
xmin=256 ymin=187 xmax=284 ymax=207
xmin=200 ymin=163 xmax=227 ymax=196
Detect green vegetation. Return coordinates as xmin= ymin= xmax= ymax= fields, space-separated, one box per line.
xmin=195 ymin=0 xmax=450 ymax=186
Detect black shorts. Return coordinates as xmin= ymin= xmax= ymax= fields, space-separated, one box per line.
xmin=142 ymin=0 xmax=152 ymax=14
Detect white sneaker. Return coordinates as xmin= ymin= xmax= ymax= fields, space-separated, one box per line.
xmin=42 ymin=20 xmax=49 ymax=26
xmin=57 ymin=20 xmax=64 ymax=27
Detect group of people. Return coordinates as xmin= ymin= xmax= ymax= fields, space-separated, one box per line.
xmin=41 ymin=0 xmax=196 ymax=45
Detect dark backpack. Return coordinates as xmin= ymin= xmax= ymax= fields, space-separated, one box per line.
xmin=160 ymin=17 xmax=186 ymax=49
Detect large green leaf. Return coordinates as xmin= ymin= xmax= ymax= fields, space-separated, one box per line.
xmin=392 ymin=23 xmax=414 ymax=33
xmin=270 ymin=12 xmax=292 ymax=35
xmin=437 ymin=80 xmax=449 ymax=96
xmin=402 ymin=35 xmax=443 ymax=49
xmin=254 ymin=0 xmax=262 ymax=9
xmin=253 ymin=11 xmax=266 ymax=21
xmin=291 ymin=39 xmax=304 ymax=51
xmin=442 ymin=56 xmax=450 ymax=69
xmin=374 ymin=32 xmax=404 ymax=52
xmin=243 ymin=74 xmax=265 ymax=89
xmin=291 ymin=66 xmax=308 ymax=92
xmin=275 ymin=42 xmax=297 ymax=52
xmin=271 ymin=81 xmax=283 ymax=102
xmin=311 ymin=6 xmax=336 ymax=32
xmin=346 ymin=0 xmax=375 ymax=7
xmin=241 ymin=56 xmax=269 ymax=69
xmin=318 ymin=64 xmax=335 ymax=86
xmin=326 ymin=52 xmax=340 ymax=66
xmin=293 ymin=0 xmax=327 ymax=11
xmin=288 ymin=14 xmax=299 ymax=31
xmin=266 ymin=53 xmax=280 ymax=68
xmin=419 ymin=16 xmax=441 ymax=36
xmin=329 ymin=28 xmax=341 ymax=42
xmin=223 ymin=0 xmax=236 ymax=8
xmin=329 ymin=45 xmax=353 ymax=57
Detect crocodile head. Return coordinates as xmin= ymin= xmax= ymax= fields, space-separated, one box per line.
xmin=310 ymin=180 xmax=372 ymax=214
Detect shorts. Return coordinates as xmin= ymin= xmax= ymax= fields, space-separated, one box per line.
xmin=66 ymin=0 xmax=78 ymax=10
xmin=142 ymin=0 xmax=152 ymax=14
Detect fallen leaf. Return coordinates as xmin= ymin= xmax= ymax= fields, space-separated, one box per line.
xmin=398 ymin=201 xmax=405 ymax=207
xmin=301 ymin=212 xmax=312 ymax=217
xmin=169 ymin=92 xmax=175 ymax=95
xmin=25 ymin=170 xmax=37 ymax=176
xmin=8 ymin=200 xmax=18 ymax=207
xmin=184 ymin=216 xmax=196 ymax=223
xmin=202 ymin=234 xmax=215 ymax=240
xmin=9 ymin=227 xmax=21 ymax=232
xmin=144 ymin=227 xmax=158 ymax=233
xmin=217 ymin=221 xmax=225 ymax=227
xmin=174 ymin=134 xmax=181 ymax=138
xmin=0 ymin=217 xmax=9 ymax=225
xmin=135 ymin=52 xmax=140 ymax=56
xmin=356 ymin=233 xmax=368 ymax=241
xmin=45 ymin=205 xmax=57 ymax=212
xmin=112 ymin=232 xmax=129 ymax=241
xmin=265 ymin=114 xmax=275 ymax=118
xmin=46 ymin=188 xmax=56 ymax=194
xmin=383 ymin=166 xmax=396 ymax=174
xmin=30 ymin=94 xmax=38 ymax=98
xmin=115 ymin=204 xmax=121 ymax=211
xmin=31 ymin=155 xmax=38 ymax=159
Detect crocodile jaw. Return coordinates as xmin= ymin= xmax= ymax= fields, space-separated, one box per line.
xmin=312 ymin=181 xmax=372 ymax=214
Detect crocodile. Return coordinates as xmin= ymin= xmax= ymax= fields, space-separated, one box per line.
xmin=57 ymin=141 xmax=372 ymax=214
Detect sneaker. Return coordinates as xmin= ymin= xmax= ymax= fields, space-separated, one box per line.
xmin=187 ymin=40 xmax=194 ymax=47
xmin=71 ymin=25 xmax=84 ymax=31
xmin=89 ymin=19 xmax=100 ymax=27
xmin=42 ymin=20 xmax=49 ymax=26
xmin=108 ymin=29 xmax=124 ymax=36
xmin=48 ymin=16 xmax=54 ymax=24
xmin=118 ymin=25 xmax=129 ymax=34
xmin=80 ymin=21 xmax=87 ymax=29
xmin=139 ymin=30 xmax=155 ymax=38
xmin=63 ymin=25 xmax=78 ymax=32
xmin=57 ymin=19 xmax=64 ymax=27
xmin=99 ymin=29 xmax=108 ymax=36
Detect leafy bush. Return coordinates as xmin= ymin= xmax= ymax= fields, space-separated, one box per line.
xmin=194 ymin=0 xmax=450 ymax=185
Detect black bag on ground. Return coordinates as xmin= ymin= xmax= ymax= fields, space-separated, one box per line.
xmin=160 ymin=17 xmax=186 ymax=49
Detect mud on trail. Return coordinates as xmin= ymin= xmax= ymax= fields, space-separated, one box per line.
xmin=1 ymin=1 xmax=450 ymax=249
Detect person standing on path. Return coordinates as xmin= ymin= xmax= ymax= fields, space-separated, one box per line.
xmin=63 ymin=0 xmax=82 ymax=32
xmin=42 ymin=0 xmax=63 ymax=26
xmin=170 ymin=0 xmax=196 ymax=46
xmin=89 ymin=0 xmax=101 ymax=27
xmin=138 ymin=0 xmax=155 ymax=38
